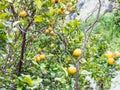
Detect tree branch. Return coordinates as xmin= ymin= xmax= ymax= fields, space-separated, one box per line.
xmin=74 ymin=0 xmax=102 ymax=90
xmin=78 ymin=0 xmax=102 ymax=63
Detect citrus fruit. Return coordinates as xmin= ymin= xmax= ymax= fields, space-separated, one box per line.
xmin=108 ymin=58 xmax=114 ymax=65
xmin=19 ymin=10 xmax=27 ymax=17
xmin=38 ymin=48 xmax=42 ymax=53
xmin=73 ymin=49 xmax=82 ymax=57
xmin=105 ymin=51 xmax=113 ymax=59
xmin=40 ymin=55 xmax=45 ymax=60
xmin=68 ymin=66 xmax=76 ymax=74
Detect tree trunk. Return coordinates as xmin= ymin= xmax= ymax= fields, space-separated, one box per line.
xmin=17 ymin=32 xmax=26 ymax=76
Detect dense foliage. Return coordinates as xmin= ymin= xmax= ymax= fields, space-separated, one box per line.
xmin=0 ymin=0 xmax=120 ymax=90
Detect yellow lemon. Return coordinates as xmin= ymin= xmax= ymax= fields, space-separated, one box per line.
xmin=45 ymin=29 xmax=50 ymax=34
xmin=36 ymin=56 xmax=41 ymax=62
xmin=48 ymin=27 xmax=53 ymax=32
xmin=40 ymin=55 xmax=45 ymax=60
xmin=68 ymin=66 xmax=76 ymax=74
xmin=73 ymin=49 xmax=82 ymax=57
xmin=19 ymin=10 xmax=27 ymax=17
xmin=105 ymin=51 xmax=113 ymax=59
xmin=38 ymin=48 xmax=42 ymax=53
xmin=68 ymin=7 xmax=74 ymax=13
xmin=114 ymin=51 xmax=120 ymax=58
xmin=108 ymin=58 xmax=114 ymax=65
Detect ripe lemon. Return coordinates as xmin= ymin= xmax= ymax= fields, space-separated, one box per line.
xmin=68 ymin=66 xmax=76 ymax=74
xmin=48 ymin=27 xmax=53 ymax=32
xmin=68 ymin=7 xmax=74 ymax=13
xmin=105 ymin=51 xmax=113 ymax=59
xmin=36 ymin=56 xmax=41 ymax=62
xmin=19 ymin=10 xmax=27 ymax=17
xmin=114 ymin=51 xmax=120 ymax=58
xmin=45 ymin=29 xmax=50 ymax=34
xmin=108 ymin=58 xmax=114 ymax=65
xmin=73 ymin=49 xmax=82 ymax=57
xmin=38 ymin=48 xmax=42 ymax=53
xmin=50 ymin=31 xmax=54 ymax=34
xmin=40 ymin=55 xmax=45 ymax=60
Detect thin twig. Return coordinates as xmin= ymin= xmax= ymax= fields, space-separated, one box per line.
xmin=85 ymin=3 xmax=99 ymax=23
xmin=78 ymin=0 xmax=102 ymax=63
xmin=74 ymin=0 xmax=102 ymax=90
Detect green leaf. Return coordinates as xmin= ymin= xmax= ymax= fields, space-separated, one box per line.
xmin=17 ymin=87 xmax=23 ymax=90
xmin=0 ymin=3 xmax=9 ymax=11
xmin=32 ymin=77 xmax=42 ymax=85
xmin=34 ymin=15 xmax=43 ymax=23
xmin=34 ymin=0 xmax=42 ymax=10
xmin=0 ymin=22 xmax=4 ymax=28
xmin=49 ymin=7 xmax=54 ymax=16
xmin=0 ymin=13 xmax=8 ymax=19
xmin=22 ymin=75 xmax=33 ymax=86
xmin=20 ymin=19 xmax=27 ymax=26
xmin=61 ymin=67 xmax=68 ymax=77
xmin=73 ymin=19 xmax=80 ymax=27
xmin=117 ymin=0 xmax=120 ymax=3
xmin=32 ymin=60 xmax=39 ymax=66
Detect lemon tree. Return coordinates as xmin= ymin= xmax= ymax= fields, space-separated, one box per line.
xmin=0 ymin=0 xmax=120 ymax=90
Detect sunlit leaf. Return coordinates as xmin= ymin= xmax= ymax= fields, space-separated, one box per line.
xmin=0 ymin=13 xmax=8 ymax=19
xmin=34 ymin=15 xmax=43 ymax=23
xmin=0 ymin=22 xmax=4 ymax=28
xmin=22 ymin=75 xmax=33 ymax=86
xmin=34 ymin=0 xmax=42 ymax=10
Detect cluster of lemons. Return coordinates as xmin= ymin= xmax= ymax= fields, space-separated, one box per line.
xmin=68 ymin=49 xmax=120 ymax=74
xmin=105 ymin=51 xmax=120 ymax=65
xmin=44 ymin=26 xmax=54 ymax=35
xmin=58 ymin=3 xmax=74 ymax=14
xmin=18 ymin=1 xmax=76 ymax=75
xmin=19 ymin=9 xmax=81 ymax=75
xmin=18 ymin=0 xmax=75 ymax=17
xmin=51 ymin=0 xmax=74 ymax=14
xmin=18 ymin=1 xmax=74 ymax=17
xmin=67 ymin=3 xmax=74 ymax=13
xmin=68 ymin=49 xmax=82 ymax=74
xmin=32 ymin=48 xmax=45 ymax=62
